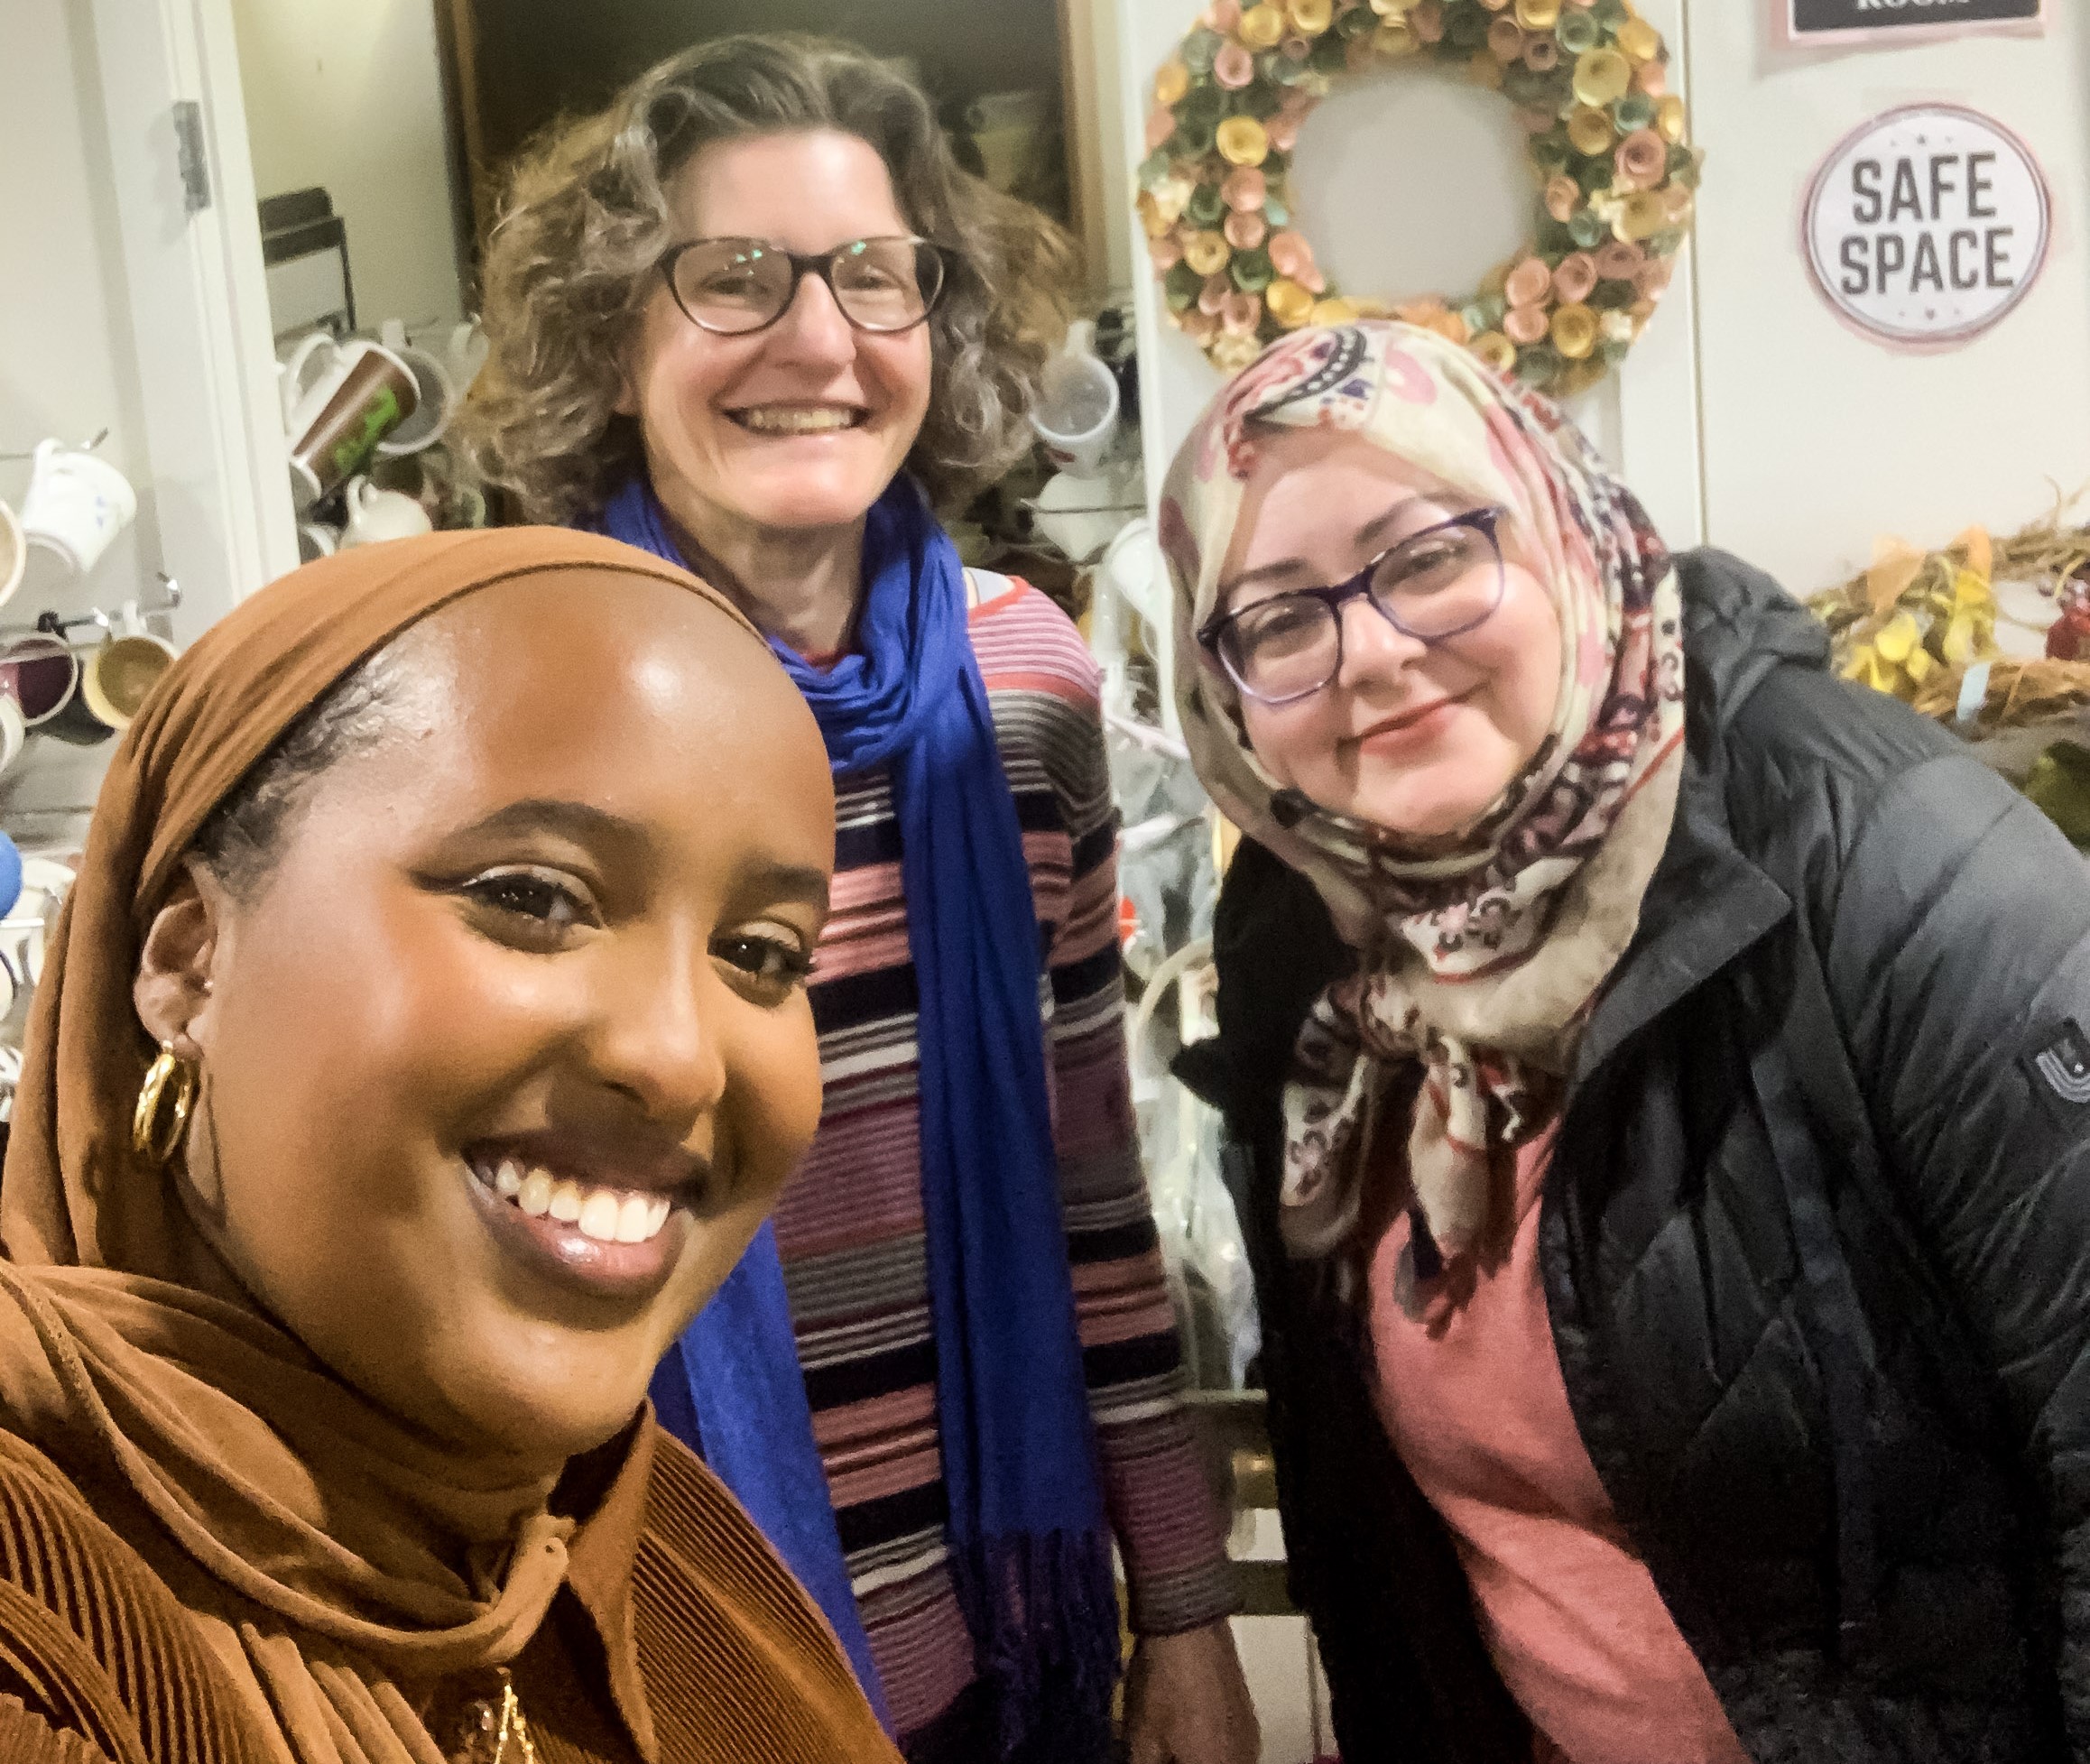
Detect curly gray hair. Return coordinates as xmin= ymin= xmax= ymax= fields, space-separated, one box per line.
xmin=458 ymin=33 xmax=1081 ymax=524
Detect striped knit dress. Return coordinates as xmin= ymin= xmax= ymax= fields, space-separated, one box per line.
xmin=772 ymin=573 xmax=1235 ymax=1742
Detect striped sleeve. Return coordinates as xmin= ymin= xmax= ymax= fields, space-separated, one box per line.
xmin=974 ymin=585 xmax=1238 ymax=1638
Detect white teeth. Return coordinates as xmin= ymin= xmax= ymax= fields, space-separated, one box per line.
xmin=614 ymin=1193 xmax=654 ymax=1243
xmin=578 ymin=1190 xmax=623 ymax=1242
xmin=736 ymin=405 xmax=858 ymax=434
xmin=484 ymin=1155 xmax=680 ymax=1244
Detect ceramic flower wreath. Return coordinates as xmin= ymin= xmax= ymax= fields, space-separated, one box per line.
xmin=1139 ymin=0 xmax=1701 ymax=393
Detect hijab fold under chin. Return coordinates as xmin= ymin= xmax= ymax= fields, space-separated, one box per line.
xmin=0 ymin=529 xmax=763 ymax=1763
xmin=1161 ymin=323 xmax=1687 ymax=1307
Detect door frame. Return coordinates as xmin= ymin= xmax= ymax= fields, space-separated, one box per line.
xmin=88 ymin=0 xmax=296 ymax=625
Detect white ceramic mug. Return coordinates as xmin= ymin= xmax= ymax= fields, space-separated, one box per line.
xmin=280 ymin=333 xmax=420 ymax=508
xmin=1030 ymin=321 xmax=1121 ymax=478
xmin=0 ymin=633 xmax=81 ymax=734
xmin=0 ymin=496 xmax=23 ymax=610
xmin=340 ymin=476 xmax=434 ymax=548
xmin=298 ymin=520 xmax=340 ymax=561
xmin=375 ymin=319 xmax=458 ymax=457
xmin=79 ymin=631 xmax=179 ymax=734
xmin=446 ymin=319 xmax=489 ymax=397
xmin=1029 ymin=462 xmax=1138 ymax=564
xmin=18 ymin=440 xmax=138 ymax=577
xmin=280 ymin=332 xmax=412 ymax=431
xmin=0 ymin=693 xmax=26 ymax=783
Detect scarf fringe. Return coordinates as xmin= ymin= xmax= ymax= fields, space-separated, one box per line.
xmin=951 ymin=1528 xmax=1121 ymax=1759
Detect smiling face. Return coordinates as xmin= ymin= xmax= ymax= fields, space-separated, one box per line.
xmin=135 ymin=574 xmax=835 ymax=1467
xmin=621 ymin=128 xmax=935 ymax=550
xmin=1220 ymin=426 xmax=1564 ymax=841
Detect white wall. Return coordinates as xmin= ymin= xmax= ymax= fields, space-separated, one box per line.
xmin=1688 ymin=5 xmax=2090 ymax=596
xmin=1114 ymin=2 xmax=2090 ymax=601
xmin=227 ymin=0 xmax=465 ymax=335
xmin=0 ymin=2 xmax=154 ymax=602
xmin=0 ymin=0 xmax=162 ymax=827
xmin=1119 ymin=0 xmax=1703 ymax=555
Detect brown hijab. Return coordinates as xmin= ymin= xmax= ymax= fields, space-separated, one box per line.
xmin=0 ymin=530 xmax=769 ymax=1761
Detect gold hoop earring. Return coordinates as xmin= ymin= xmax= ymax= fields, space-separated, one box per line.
xmin=132 ymin=1042 xmax=197 ymax=1166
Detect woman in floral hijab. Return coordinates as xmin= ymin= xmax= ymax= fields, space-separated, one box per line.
xmin=1169 ymin=319 xmax=1683 ymax=1298
xmin=1164 ymin=320 xmax=2090 ymax=1763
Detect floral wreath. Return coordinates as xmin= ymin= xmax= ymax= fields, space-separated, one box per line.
xmin=1138 ymin=0 xmax=1701 ymax=392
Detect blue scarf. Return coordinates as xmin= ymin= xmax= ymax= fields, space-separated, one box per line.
xmin=647 ymin=1225 xmax=889 ymax=1727
xmin=599 ymin=476 xmax=1120 ymax=1754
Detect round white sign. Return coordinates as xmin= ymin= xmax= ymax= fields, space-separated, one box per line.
xmin=1803 ymin=103 xmax=2050 ymax=347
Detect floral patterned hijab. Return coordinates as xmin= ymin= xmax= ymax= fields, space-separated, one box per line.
xmin=1161 ymin=322 xmax=1686 ymax=1305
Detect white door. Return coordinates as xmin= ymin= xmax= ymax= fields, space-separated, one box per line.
xmin=84 ymin=0 xmax=298 ymax=627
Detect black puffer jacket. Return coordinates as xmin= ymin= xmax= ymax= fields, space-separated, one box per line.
xmin=1187 ymin=550 xmax=2090 ymax=1762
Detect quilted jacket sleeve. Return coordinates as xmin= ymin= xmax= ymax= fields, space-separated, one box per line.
xmin=1823 ymin=746 xmax=2090 ymax=1749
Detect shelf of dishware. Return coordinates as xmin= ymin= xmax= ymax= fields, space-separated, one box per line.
xmin=278 ymin=317 xmax=490 ymax=559
xmin=0 ymin=427 xmax=186 ymax=807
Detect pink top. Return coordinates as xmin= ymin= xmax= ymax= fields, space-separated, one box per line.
xmin=1366 ymin=1128 xmax=1750 ymax=1764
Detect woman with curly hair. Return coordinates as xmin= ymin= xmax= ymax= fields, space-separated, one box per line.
xmin=462 ymin=36 xmax=1253 ymax=1764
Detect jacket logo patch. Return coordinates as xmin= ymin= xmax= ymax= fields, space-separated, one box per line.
xmin=2030 ymin=1021 xmax=2090 ymax=1107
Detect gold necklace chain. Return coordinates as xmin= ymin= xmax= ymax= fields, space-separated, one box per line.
xmin=453 ymin=1668 xmax=537 ymax=1764
xmin=492 ymin=1673 xmax=537 ymax=1764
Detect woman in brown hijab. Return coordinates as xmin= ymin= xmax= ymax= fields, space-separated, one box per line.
xmin=0 ymin=528 xmax=898 ymax=1763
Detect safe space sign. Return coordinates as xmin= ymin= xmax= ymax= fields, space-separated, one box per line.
xmin=1803 ymin=105 xmax=2050 ymax=349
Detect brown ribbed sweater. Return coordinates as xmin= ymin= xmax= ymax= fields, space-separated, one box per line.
xmin=0 ymin=1424 xmax=898 ymax=1764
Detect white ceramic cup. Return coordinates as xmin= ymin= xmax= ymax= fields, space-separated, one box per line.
xmin=1031 ymin=322 xmax=1121 ymax=478
xmin=280 ymin=333 xmax=420 ymax=508
xmin=298 ymin=521 xmax=340 ymax=561
xmin=340 ymin=476 xmax=435 ymax=548
xmin=280 ymin=332 xmax=409 ymax=432
xmin=0 ymin=692 xmax=26 ymax=782
xmin=446 ymin=319 xmax=490 ymax=396
xmin=79 ymin=631 xmax=179 ymax=734
xmin=0 ymin=496 xmax=23 ymax=611
xmin=375 ymin=319 xmax=458 ymax=457
xmin=1029 ymin=462 xmax=1138 ymax=564
xmin=18 ymin=440 xmax=138 ymax=577
xmin=0 ymin=633 xmax=82 ymax=734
